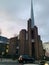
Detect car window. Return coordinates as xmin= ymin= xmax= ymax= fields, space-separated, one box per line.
xmin=22 ymin=55 xmax=29 ymax=58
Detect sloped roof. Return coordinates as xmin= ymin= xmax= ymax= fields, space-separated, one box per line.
xmin=0 ymin=36 xmax=8 ymax=44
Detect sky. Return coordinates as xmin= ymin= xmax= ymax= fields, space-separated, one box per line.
xmin=0 ymin=0 xmax=49 ymax=43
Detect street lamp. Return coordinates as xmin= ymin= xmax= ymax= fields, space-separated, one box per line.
xmin=1 ymin=52 xmax=4 ymax=61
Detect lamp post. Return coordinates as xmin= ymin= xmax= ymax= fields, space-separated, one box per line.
xmin=1 ymin=52 xmax=4 ymax=61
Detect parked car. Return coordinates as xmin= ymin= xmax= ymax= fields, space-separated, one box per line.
xmin=18 ymin=55 xmax=35 ymax=63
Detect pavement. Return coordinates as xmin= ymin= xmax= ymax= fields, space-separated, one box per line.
xmin=0 ymin=58 xmax=18 ymax=62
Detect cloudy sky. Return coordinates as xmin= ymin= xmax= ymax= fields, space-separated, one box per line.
xmin=0 ymin=0 xmax=49 ymax=42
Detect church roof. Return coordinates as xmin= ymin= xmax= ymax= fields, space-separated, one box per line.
xmin=31 ymin=0 xmax=34 ymax=28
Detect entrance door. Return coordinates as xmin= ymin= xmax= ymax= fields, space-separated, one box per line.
xmin=32 ymin=42 xmax=35 ymax=58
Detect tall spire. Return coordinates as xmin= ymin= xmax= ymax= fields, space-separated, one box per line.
xmin=31 ymin=0 xmax=34 ymax=28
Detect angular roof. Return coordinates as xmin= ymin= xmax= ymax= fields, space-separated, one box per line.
xmin=0 ymin=36 xmax=8 ymax=44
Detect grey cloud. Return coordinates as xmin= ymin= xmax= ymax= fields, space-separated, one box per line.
xmin=34 ymin=0 xmax=49 ymax=42
xmin=0 ymin=0 xmax=49 ymax=42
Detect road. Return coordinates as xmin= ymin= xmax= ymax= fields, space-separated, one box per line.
xmin=0 ymin=62 xmax=39 ymax=65
xmin=0 ymin=59 xmax=39 ymax=65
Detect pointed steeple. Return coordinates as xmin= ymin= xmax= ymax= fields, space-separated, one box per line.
xmin=31 ymin=0 xmax=34 ymax=28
